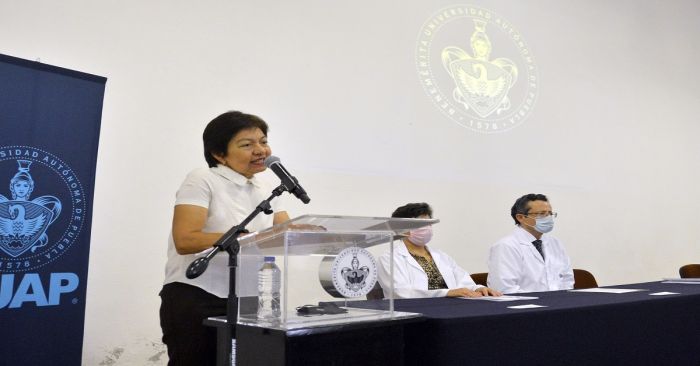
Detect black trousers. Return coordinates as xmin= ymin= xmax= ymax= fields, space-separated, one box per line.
xmin=159 ymin=282 xmax=227 ymax=366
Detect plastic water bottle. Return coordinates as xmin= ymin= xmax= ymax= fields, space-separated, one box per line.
xmin=257 ymin=256 xmax=281 ymax=321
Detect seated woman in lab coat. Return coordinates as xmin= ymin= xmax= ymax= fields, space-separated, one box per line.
xmin=377 ymin=202 xmax=502 ymax=299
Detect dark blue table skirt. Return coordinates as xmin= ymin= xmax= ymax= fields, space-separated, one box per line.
xmin=350 ymin=281 xmax=700 ymax=366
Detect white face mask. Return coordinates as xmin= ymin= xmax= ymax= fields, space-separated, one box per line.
xmin=530 ymin=215 xmax=554 ymax=234
xmin=408 ymin=226 xmax=433 ymax=246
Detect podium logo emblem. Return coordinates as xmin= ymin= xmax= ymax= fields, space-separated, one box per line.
xmin=0 ymin=147 xmax=86 ymax=273
xmin=330 ymin=247 xmax=377 ymax=298
xmin=417 ymin=5 xmax=538 ymax=133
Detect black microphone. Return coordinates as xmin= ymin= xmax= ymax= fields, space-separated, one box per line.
xmin=264 ymin=156 xmax=310 ymax=204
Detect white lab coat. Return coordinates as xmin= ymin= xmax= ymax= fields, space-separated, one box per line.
xmin=377 ymin=241 xmax=483 ymax=299
xmin=487 ymin=226 xmax=574 ymax=294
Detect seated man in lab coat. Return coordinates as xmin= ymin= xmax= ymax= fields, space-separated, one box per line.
xmin=487 ymin=194 xmax=574 ymax=293
xmin=378 ymin=202 xmax=501 ymax=299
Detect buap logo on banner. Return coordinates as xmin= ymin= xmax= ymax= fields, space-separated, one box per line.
xmin=417 ymin=5 xmax=539 ymax=133
xmin=0 ymin=53 xmax=105 ymax=365
xmin=0 ymin=146 xmax=85 ymax=309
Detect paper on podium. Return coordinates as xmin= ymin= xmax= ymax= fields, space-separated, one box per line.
xmin=507 ymin=304 xmax=547 ymax=309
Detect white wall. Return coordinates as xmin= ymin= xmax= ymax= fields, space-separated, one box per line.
xmin=1 ymin=0 xmax=699 ymax=364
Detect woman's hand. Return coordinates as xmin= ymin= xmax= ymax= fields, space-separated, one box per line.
xmin=446 ymin=287 xmax=503 ymax=298
xmin=273 ymin=211 xmax=290 ymax=225
xmin=287 ymin=224 xmax=327 ymax=231
xmin=474 ymin=287 xmax=503 ymax=297
xmin=446 ymin=288 xmax=484 ymax=298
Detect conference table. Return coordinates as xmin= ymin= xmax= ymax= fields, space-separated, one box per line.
xmin=220 ymin=281 xmax=700 ymax=365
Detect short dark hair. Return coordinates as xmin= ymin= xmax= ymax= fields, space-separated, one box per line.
xmin=391 ymin=202 xmax=433 ymax=219
xmin=510 ymin=193 xmax=549 ymax=225
xmin=202 ymin=111 xmax=268 ymax=167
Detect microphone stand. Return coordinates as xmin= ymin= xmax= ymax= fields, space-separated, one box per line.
xmin=186 ymin=184 xmax=287 ymax=344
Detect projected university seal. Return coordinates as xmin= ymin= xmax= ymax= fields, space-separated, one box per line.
xmin=417 ymin=5 xmax=539 ymax=133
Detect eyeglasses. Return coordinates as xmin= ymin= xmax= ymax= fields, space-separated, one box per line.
xmin=524 ymin=211 xmax=557 ymax=219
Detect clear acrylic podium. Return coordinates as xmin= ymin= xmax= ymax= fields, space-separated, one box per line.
xmin=235 ymin=214 xmax=437 ymax=331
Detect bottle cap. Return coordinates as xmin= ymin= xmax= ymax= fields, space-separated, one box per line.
xmin=263 ymin=256 xmax=276 ymax=262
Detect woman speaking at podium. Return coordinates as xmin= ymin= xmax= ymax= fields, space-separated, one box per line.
xmin=159 ymin=111 xmax=290 ymax=365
